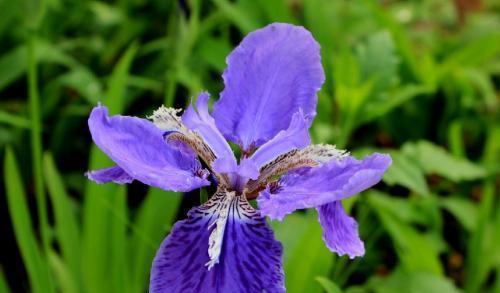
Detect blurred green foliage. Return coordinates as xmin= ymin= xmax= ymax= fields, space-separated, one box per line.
xmin=1 ymin=0 xmax=499 ymax=292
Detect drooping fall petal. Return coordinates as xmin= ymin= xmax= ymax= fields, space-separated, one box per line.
xmin=258 ymin=153 xmax=392 ymax=220
xmin=150 ymin=192 xmax=285 ymax=293
xmin=88 ymin=105 xmax=209 ymax=192
xmin=85 ymin=166 xmax=133 ymax=184
xmin=317 ymin=201 xmax=365 ymax=258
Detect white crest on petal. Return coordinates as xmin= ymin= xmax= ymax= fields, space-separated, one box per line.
xmin=148 ymin=106 xmax=185 ymax=132
xmin=245 ymin=144 xmax=349 ymax=195
xmin=205 ymin=190 xmax=235 ymax=270
xmin=149 ymin=105 xmax=232 ymax=186
xmin=301 ymin=144 xmax=349 ymax=163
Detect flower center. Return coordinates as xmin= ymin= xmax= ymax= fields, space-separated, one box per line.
xmin=149 ymin=105 xmax=348 ymax=199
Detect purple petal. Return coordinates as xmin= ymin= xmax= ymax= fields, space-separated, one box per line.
xmin=182 ymin=92 xmax=237 ymax=165
xmin=213 ymin=23 xmax=325 ymax=151
xmin=237 ymin=158 xmax=260 ymax=180
xmin=85 ymin=166 xmax=133 ymax=184
xmin=213 ymin=158 xmax=259 ymax=191
xmin=88 ymin=105 xmax=210 ymax=192
xmin=317 ymin=201 xmax=365 ymax=258
xmin=212 ymin=156 xmax=238 ymax=174
xmin=258 ymin=153 xmax=392 ymax=220
xmin=212 ymin=157 xmax=260 ymax=181
xmin=150 ymin=193 xmax=285 ymax=293
xmin=249 ymin=110 xmax=310 ymax=169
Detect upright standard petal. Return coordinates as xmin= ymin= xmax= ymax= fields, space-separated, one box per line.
xmin=258 ymin=153 xmax=392 ymax=220
xmin=317 ymin=201 xmax=365 ymax=258
xmin=150 ymin=191 xmax=285 ymax=293
xmin=249 ymin=110 xmax=310 ymax=169
xmin=213 ymin=23 xmax=325 ymax=150
xmin=88 ymin=105 xmax=209 ymax=192
xmin=182 ymin=92 xmax=236 ymax=165
xmin=85 ymin=166 xmax=133 ymax=184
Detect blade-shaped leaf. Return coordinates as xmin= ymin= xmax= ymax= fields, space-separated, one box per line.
xmin=47 ymin=250 xmax=78 ymax=293
xmin=82 ymin=42 xmax=138 ymax=293
xmin=4 ymin=147 xmax=55 ymax=293
xmin=0 ymin=268 xmax=11 ymax=293
xmin=110 ymin=186 xmax=129 ymax=293
xmin=130 ymin=188 xmax=181 ymax=293
xmin=43 ymin=153 xmax=81 ymax=287
xmin=316 ymin=277 xmax=343 ymax=293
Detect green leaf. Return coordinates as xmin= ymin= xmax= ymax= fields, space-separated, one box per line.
xmin=383 ymin=150 xmax=429 ymax=195
xmin=440 ymin=197 xmax=477 ymax=232
xmin=356 ymin=31 xmax=399 ymax=95
xmin=368 ymin=192 xmax=443 ymax=275
xmin=448 ymin=120 xmax=466 ymax=157
xmin=441 ymin=33 xmax=500 ymax=73
xmin=28 ymin=32 xmax=51 ymax=256
xmin=0 ymin=268 xmax=11 ymax=293
xmin=303 ymin=0 xmax=339 ymax=53
xmin=333 ymin=47 xmax=373 ymax=146
xmin=88 ymin=1 xmax=124 ymax=26
xmin=463 ymin=68 xmax=498 ymax=111
xmin=43 ymin=153 xmax=81 ymax=288
xmin=368 ymin=267 xmax=461 ymax=293
xmin=360 ymin=84 xmax=431 ymax=125
xmin=465 ymin=181 xmax=497 ymax=293
xmin=362 ymin=0 xmax=424 ymax=84
xmin=366 ymin=192 xmax=427 ymax=225
xmin=106 ymin=42 xmax=139 ymax=113
xmin=110 ymin=186 xmax=129 ymax=293
xmin=82 ymin=155 xmax=114 ymax=293
xmin=0 ymin=110 xmax=30 ymax=129
xmin=4 ymin=147 xmax=55 ymax=293
xmin=255 ymin=0 xmax=296 ymax=23
xmin=316 ymin=277 xmax=343 ymax=293
xmin=130 ymin=188 xmax=181 ymax=293
xmin=199 ymin=187 xmax=208 ymax=204
xmin=82 ymin=42 xmax=138 ymax=293
xmin=272 ymin=211 xmax=333 ymax=293
xmin=354 ymin=32 xmax=432 ymax=126
xmin=403 ymin=141 xmax=486 ymax=182
xmin=56 ymin=68 xmax=102 ymax=105
xmin=127 ymin=75 xmax=163 ymax=93
xmin=198 ymin=36 xmax=231 ymax=72
xmin=0 ymin=46 xmax=27 ymax=91
xmin=212 ymin=0 xmax=261 ymax=34
xmin=21 ymin=0 xmax=47 ymax=28
xmin=47 ymin=250 xmax=78 ymax=293
xmin=0 ymin=40 xmax=79 ymax=92
xmin=0 ymin=0 xmax=20 ymax=38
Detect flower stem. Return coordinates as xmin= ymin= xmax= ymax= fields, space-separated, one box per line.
xmin=199 ymin=188 xmax=208 ymax=204
xmin=27 ymin=32 xmax=50 ymax=253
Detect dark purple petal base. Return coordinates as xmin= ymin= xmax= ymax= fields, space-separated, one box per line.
xmin=150 ymin=194 xmax=285 ymax=293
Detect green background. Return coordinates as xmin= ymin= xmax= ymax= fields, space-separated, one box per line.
xmin=1 ymin=0 xmax=499 ymax=292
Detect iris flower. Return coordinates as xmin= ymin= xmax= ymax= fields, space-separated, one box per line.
xmin=86 ymin=23 xmax=391 ymax=293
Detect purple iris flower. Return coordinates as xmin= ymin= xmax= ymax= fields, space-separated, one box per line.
xmin=86 ymin=23 xmax=391 ymax=293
